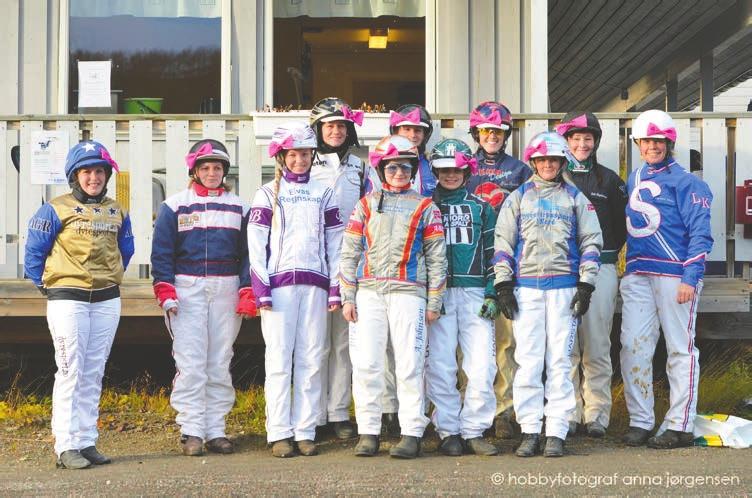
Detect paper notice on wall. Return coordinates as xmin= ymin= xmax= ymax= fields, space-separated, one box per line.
xmin=30 ymin=130 xmax=70 ymax=185
xmin=78 ymin=61 xmax=112 ymax=108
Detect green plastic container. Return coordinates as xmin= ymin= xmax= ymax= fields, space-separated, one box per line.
xmin=123 ymin=98 xmax=164 ymax=114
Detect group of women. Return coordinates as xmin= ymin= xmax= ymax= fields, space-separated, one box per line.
xmin=24 ymin=98 xmax=712 ymax=468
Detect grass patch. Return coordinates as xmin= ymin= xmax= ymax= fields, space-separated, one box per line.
xmin=2 ymin=346 xmax=750 ymax=435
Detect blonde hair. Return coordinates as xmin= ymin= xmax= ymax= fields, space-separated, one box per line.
xmin=270 ymin=156 xmax=284 ymax=231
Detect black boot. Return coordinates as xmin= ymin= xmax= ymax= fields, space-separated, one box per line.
xmin=332 ymin=420 xmax=357 ymax=440
xmin=647 ymin=429 xmax=694 ymax=449
xmin=515 ymin=433 xmax=540 ymax=457
xmin=389 ymin=436 xmax=421 ymax=459
xmin=623 ymin=426 xmax=651 ymax=447
xmin=465 ymin=437 xmax=499 ymax=456
xmin=438 ymin=435 xmax=463 ymax=456
xmin=79 ymin=446 xmax=112 ymax=464
xmin=382 ymin=413 xmax=401 ymax=438
xmin=56 ymin=450 xmax=91 ymax=470
xmin=354 ymin=435 xmax=380 ymax=457
xmin=543 ymin=436 xmax=565 ymax=457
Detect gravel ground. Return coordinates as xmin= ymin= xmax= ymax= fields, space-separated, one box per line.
xmin=0 ymin=426 xmax=749 ymax=496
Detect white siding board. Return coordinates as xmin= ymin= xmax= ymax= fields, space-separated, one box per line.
xmin=18 ymin=121 xmax=43 ymax=261
xmin=701 ymin=119 xmax=726 ymax=262
xmin=92 ymin=121 xmax=117 ymax=196
xmin=237 ymin=119 xmax=258 ymax=199
xmin=0 ymin=0 xmax=19 ymax=114
xmin=21 ymin=0 xmax=47 ymax=113
xmin=673 ymin=118 xmax=691 ymax=168
xmin=469 ymin=0 xmax=495 ymax=106
xmin=53 ymin=121 xmax=79 ymax=199
xmin=436 ymin=0 xmax=469 ymax=113
xmin=202 ymin=120 xmax=226 ymax=142
xmin=165 ymin=120 xmax=189 ymax=199
xmin=598 ymin=119 xmax=620 ymax=175
xmin=0 ymin=122 xmax=6 ymax=264
xmin=128 ymin=121 xmax=153 ymax=266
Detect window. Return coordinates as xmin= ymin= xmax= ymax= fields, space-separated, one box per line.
xmin=273 ymin=0 xmax=425 ymax=110
xmin=68 ymin=0 xmax=221 ymax=113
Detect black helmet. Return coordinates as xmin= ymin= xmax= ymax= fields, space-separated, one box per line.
xmin=389 ymin=104 xmax=433 ymax=151
xmin=310 ymin=97 xmax=360 ymax=152
xmin=186 ymin=139 xmax=231 ymax=176
xmin=555 ymin=111 xmax=602 ymax=143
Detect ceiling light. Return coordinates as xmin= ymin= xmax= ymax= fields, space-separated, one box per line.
xmin=369 ymin=28 xmax=388 ymax=49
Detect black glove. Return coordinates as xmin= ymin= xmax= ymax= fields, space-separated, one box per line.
xmin=36 ymin=285 xmax=47 ymax=296
xmin=493 ymin=281 xmax=518 ymax=320
xmin=570 ymin=282 xmax=595 ymax=318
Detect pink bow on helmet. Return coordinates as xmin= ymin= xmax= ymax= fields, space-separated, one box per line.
xmin=368 ymin=144 xmax=400 ymax=167
xmin=268 ymin=136 xmax=295 ymax=158
xmin=100 ymin=148 xmax=119 ymax=173
xmin=454 ymin=152 xmax=478 ymax=174
xmin=646 ymin=122 xmax=677 ymax=142
xmin=555 ymin=114 xmax=588 ymax=136
xmin=389 ymin=108 xmax=421 ymax=127
xmin=469 ymin=108 xmax=503 ymax=128
xmin=185 ymin=142 xmax=213 ymax=169
xmin=342 ymin=106 xmax=364 ymax=126
xmin=523 ymin=141 xmax=548 ymax=162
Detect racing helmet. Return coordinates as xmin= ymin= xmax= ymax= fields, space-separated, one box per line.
xmin=469 ymin=101 xmax=513 ymax=149
xmin=631 ymin=109 xmax=677 ymax=143
xmin=368 ymin=135 xmax=419 ymax=182
xmin=309 ymin=97 xmax=361 ymax=150
xmin=429 ymin=138 xmax=477 ymax=181
xmin=389 ymin=104 xmax=433 ymax=151
xmin=64 ymin=140 xmax=119 ymax=184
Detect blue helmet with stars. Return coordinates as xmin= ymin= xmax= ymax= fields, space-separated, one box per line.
xmin=64 ymin=140 xmax=119 ymax=183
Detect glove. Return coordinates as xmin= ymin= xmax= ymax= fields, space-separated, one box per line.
xmin=570 ymin=282 xmax=595 ymax=318
xmin=236 ymin=287 xmax=258 ymax=316
xmin=478 ymin=297 xmax=500 ymax=320
xmin=153 ymin=282 xmax=179 ymax=312
xmin=36 ymin=285 xmax=47 ymax=296
xmin=493 ymin=281 xmax=518 ymax=320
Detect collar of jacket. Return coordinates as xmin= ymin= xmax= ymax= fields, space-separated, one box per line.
xmin=283 ymin=167 xmax=310 ymax=183
xmin=567 ymin=157 xmax=593 ymax=173
xmin=382 ymin=183 xmax=411 ymax=193
xmin=193 ymin=182 xmax=225 ymax=197
xmin=531 ymin=173 xmax=564 ymax=189
xmin=434 ymin=184 xmax=467 ymax=202
xmin=70 ymin=182 xmax=107 ymax=204
xmin=645 ymin=158 xmax=675 ymax=174
xmin=477 ymin=148 xmax=509 ymax=166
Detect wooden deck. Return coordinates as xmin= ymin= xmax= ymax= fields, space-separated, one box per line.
xmin=0 ymin=277 xmax=748 ymax=343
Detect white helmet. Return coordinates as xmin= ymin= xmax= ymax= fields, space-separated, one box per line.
xmin=523 ymin=131 xmax=572 ymax=163
xmin=631 ymin=109 xmax=677 ymax=143
xmin=268 ymin=121 xmax=317 ymax=157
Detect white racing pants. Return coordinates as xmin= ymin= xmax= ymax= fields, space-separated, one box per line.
xmin=513 ymin=287 xmax=578 ymax=440
xmin=318 ymin=311 xmax=352 ymax=424
xmin=426 ymin=288 xmax=496 ymax=439
xmin=570 ymin=264 xmax=617 ymax=428
xmin=169 ymin=275 xmax=241 ymax=441
xmin=48 ymin=298 xmax=120 ymax=456
xmin=261 ymin=285 xmax=327 ymax=442
xmin=350 ymin=289 xmax=429 ymax=437
xmin=620 ymin=274 xmax=701 ymax=433
xmin=382 ymin=338 xmax=398 ymax=414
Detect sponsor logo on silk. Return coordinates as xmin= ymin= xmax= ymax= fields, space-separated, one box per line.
xmin=627 ymin=181 xmax=661 ymax=238
xmin=691 ymin=192 xmax=710 ymax=208
xmin=442 ymin=204 xmax=474 ymax=245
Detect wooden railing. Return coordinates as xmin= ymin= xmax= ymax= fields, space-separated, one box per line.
xmin=1 ymin=112 xmax=751 ymax=284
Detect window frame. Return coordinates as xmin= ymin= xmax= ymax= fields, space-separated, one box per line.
xmin=57 ymin=0 xmax=232 ymax=114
